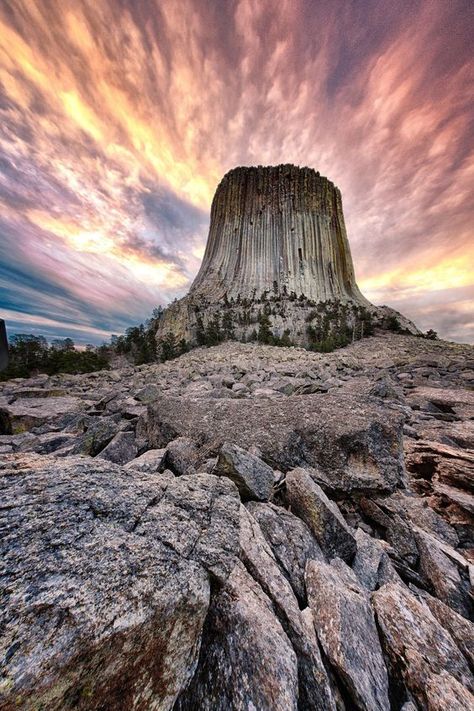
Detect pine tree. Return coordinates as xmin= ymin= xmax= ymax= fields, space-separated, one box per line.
xmin=196 ymin=315 xmax=206 ymax=346
xmin=205 ymin=314 xmax=222 ymax=346
xmin=257 ymin=311 xmax=273 ymax=344
xmin=222 ymin=310 xmax=235 ymax=340
xmin=160 ymin=333 xmax=178 ymax=362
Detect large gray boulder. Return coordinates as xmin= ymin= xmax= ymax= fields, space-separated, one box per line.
xmin=147 ymin=391 xmax=405 ymax=494
xmin=175 ymin=562 xmax=299 ymax=711
xmin=306 ymin=559 xmax=390 ymax=710
xmin=0 ymin=454 xmax=240 ymax=710
xmin=213 ymin=442 xmax=274 ymax=501
xmin=286 ymin=468 xmax=357 ymax=561
xmin=1 ymin=396 xmax=85 ymax=433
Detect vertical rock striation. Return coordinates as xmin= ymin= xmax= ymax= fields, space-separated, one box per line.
xmin=191 ymin=165 xmax=369 ymax=304
xmin=156 ymin=165 xmax=418 ymax=347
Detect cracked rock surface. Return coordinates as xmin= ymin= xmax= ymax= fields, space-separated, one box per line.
xmin=1 ymin=333 xmax=473 ymax=709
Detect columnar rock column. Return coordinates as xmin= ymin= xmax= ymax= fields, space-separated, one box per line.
xmin=156 ymin=165 xmax=418 ymax=346
xmin=189 ymin=165 xmax=369 ymax=305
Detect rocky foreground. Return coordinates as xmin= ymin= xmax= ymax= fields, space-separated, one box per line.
xmin=0 ymin=333 xmax=473 ymax=710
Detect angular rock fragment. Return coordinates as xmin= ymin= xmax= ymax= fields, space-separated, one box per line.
xmin=238 ymin=506 xmax=336 ymax=710
xmin=97 ymin=430 xmax=137 ymax=464
xmin=360 ymin=497 xmax=419 ymax=568
xmin=69 ymin=415 xmax=119 ymax=456
xmin=124 ymin=448 xmax=166 ymax=473
xmin=306 ymin=559 xmax=390 ymax=711
xmin=286 ymin=468 xmax=356 ymax=561
xmin=352 ymin=528 xmax=401 ymax=591
xmin=246 ymin=500 xmax=323 ymax=604
xmin=213 ymin=442 xmax=274 ymax=501
xmin=372 ymin=582 xmax=474 ymax=709
xmin=417 ymin=592 xmax=474 ymax=670
xmin=378 ymin=490 xmax=460 ymax=547
xmin=0 ymin=453 xmax=240 ymax=710
xmin=160 ymin=436 xmax=198 ymax=476
xmin=134 ymin=383 xmax=161 ymax=403
xmin=415 ymin=528 xmax=472 ymax=618
xmin=419 ymin=669 xmax=474 ymax=711
xmin=175 ymin=563 xmax=299 ymax=711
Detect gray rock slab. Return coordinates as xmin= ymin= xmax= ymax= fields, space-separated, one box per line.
xmin=124 ymin=448 xmax=166 ymax=473
xmin=213 ymin=442 xmax=274 ymax=501
xmin=175 ymin=562 xmax=299 ymax=711
xmin=96 ymin=431 xmax=138 ymax=465
xmin=246 ymin=500 xmax=323 ymax=604
xmin=0 ymin=453 xmax=240 ymax=710
xmin=147 ymin=391 xmax=405 ymax=494
xmin=372 ymin=582 xmax=474 ymax=708
xmin=306 ymin=559 xmax=390 ymax=711
xmin=239 ymin=506 xmax=336 ymax=710
xmin=286 ymin=468 xmax=357 ymax=561
xmin=160 ymin=436 xmax=198 ymax=476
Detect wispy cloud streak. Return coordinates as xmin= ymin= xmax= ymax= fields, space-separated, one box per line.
xmin=0 ymin=0 xmax=472 ymax=342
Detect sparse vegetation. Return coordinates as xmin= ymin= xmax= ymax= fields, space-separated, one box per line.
xmin=1 ymin=334 xmax=109 ymax=380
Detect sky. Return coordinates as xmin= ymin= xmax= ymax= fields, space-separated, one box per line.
xmin=0 ymin=0 xmax=473 ymax=345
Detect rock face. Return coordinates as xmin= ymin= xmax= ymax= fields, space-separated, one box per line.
xmin=0 ymin=455 xmax=240 ymax=710
xmin=1 ymin=333 xmax=474 ymax=710
xmin=191 ymin=165 xmax=367 ymax=304
xmin=156 ymin=165 xmax=418 ymax=347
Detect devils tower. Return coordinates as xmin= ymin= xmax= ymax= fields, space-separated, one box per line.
xmin=157 ymin=165 xmax=417 ymax=348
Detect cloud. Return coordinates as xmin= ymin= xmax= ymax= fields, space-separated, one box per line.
xmin=0 ymin=0 xmax=472 ymax=343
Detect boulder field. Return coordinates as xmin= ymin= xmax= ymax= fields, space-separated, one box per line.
xmin=0 ymin=333 xmax=473 ymax=710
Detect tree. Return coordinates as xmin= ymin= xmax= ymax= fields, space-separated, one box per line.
xmin=51 ymin=337 xmax=74 ymax=351
xmin=1 ymin=333 xmax=110 ymax=381
xmin=257 ymin=311 xmax=273 ymax=344
xmin=195 ymin=315 xmax=206 ymax=346
xmin=275 ymin=329 xmax=292 ymax=347
xmin=385 ymin=315 xmax=402 ymax=333
xmin=151 ymin=306 xmax=164 ymax=321
xmin=159 ymin=333 xmax=178 ymax=362
xmin=205 ymin=314 xmax=222 ymax=346
xmin=222 ymin=310 xmax=235 ymax=340
xmin=424 ymin=329 xmax=438 ymax=340
xmin=9 ymin=334 xmax=48 ymax=374
xmin=178 ymin=339 xmax=189 ymax=355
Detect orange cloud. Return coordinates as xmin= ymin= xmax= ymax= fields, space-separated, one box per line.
xmin=0 ymin=0 xmax=472 ymax=343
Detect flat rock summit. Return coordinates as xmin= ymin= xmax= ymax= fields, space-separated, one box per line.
xmin=0 ymin=167 xmax=473 ymax=710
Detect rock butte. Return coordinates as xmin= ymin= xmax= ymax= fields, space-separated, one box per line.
xmin=193 ymin=164 xmax=366 ymax=303
xmin=157 ymin=165 xmax=418 ymax=346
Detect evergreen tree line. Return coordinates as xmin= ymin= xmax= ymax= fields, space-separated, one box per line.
xmin=306 ymin=305 xmax=375 ymax=353
xmin=110 ymin=307 xmax=164 ymax=365
xmin=2 ymin=305 xmax=438 ymax=379
xmin=0 ymin=335 xmax=109 ymax=381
